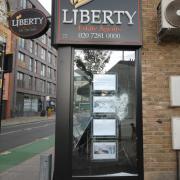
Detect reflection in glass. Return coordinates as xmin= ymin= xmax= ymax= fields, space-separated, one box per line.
xmin=72 ymin=49 xmax=137 ymax=177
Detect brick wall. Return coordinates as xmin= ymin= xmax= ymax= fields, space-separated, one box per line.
xmin=142 ymin=0 xmax=180 ymax=180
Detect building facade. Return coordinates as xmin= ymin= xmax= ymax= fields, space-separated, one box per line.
xmin=142 ymin=0 xmax=180 ymax=179
xmin=8 ymin=0 xmax=57 ymax=117
xmin=0 ymin=0 xmax=14 ymax=119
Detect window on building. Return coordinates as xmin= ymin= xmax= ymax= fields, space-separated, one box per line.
xmin=35 ymin=78 xmax=45 ymax=93
xmin=47 ymin=67 xmax=51 ymax=78
xmin=29 ymin=40 xmax=33 ymax=53
xmin=47 ymin=82 xmax=51 ymax=94
xmin=28 ymin=58 xmax=33 ymax=71
xmin=40 ymin=64 xmax=46 ymax=77
xmin=40 ymin=46 xmax=46 ymax=60
xmin=18 ymin=52 xmax=25 ymax=62
xmin=51 ymin=69 xmax=55 ymax=80
xmin=20 ymin=0 xmax=27 ymax=8
xmin=47 ymin=52 xmax=52 ymax=64
xmin=25 ymin=75 xmax=32 ymax=90
xmin=51 ymin=55 xmax=56 ymax=67
xmin=41 ymin=80 xmax=45 ymax=93
xmin=18 ymin=38 xmax=25 ymax=49
xmin=17 ymin=72 xmax=24 ymax=88
xmin=34 ymin=60 xmax=37 ymax=73
xmin=27 ymin=0 xmax=32 ymax=8
xmin=41 ymin=35 xmax=47 ymax=44
xmin=51 ymin=84 xmax=56 ymax=95
xmin=34 ymin=43 xmax=38 ymax=56
xmin=48 ymin=37 xmax=51 ymax=47
xmin=54 ymin=70 xmax=56 ymax=80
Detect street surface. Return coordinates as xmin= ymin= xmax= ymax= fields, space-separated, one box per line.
xmin=0 ymin=119 xmax=55 ymax=153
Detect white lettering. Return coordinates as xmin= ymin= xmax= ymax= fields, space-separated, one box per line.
xmin=80 ymin=10 xmax=90 ymax=24
xmin=11 ymin=17 xmax=45 ymax=27
xmin=114 ymin=11 xmax=124 ymax=24
xmin=125 ymin=11 xmax=136 ymax=24
xmin=62 ymin=9 xmax=137 ymax=25
xmin=91 ymin=10 xmax=101 ymax=24
xmin=102 ymin=10 xmax=114 ymax=24
xmin=62 ymin=9 xmax=73 ymax=23
xmin=73 ymin=9 xmax=78 ymax=25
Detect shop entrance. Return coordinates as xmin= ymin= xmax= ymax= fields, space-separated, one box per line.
xmin=53 ymin=47 xmax=143 ymax=180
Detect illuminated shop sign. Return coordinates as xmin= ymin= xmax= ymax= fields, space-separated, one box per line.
xmin=9 ymin=8 xmax=49 ymax=39
xmin=53 ymin=0 xmax=142 ymax=45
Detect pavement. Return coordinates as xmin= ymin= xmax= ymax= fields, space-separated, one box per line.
xmin=0 ymin=115 xmax=55 ymax=180
xmin=1 ymin=114 xmax=55 ymax=127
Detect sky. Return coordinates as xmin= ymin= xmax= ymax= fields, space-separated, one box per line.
xmin=38 ymin=0 xmax=52 ymax=14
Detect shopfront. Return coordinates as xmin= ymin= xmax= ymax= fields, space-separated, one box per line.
xmin=52 ymin=0 xmax=143 ymax=180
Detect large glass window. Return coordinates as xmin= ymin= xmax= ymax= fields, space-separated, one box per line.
xmin=40 ymin=46 xmax=46 ymax=60
xmin=29 ymin=40 xmax=33 ymax=53
xmin=72 ymin=49 xmax=137 ymax=177
xmin=18 ymin=52 xmax=25 ymax=62
xmin=28 ymin=57 xmax=33 ymax=72
xmin=20 ymin=0 xmax=27 ymax=8
xmin=17 ymin=72 xmax=24 ymax=88
xmin=47 ymin=52 xmax=52 ymax=64
xmin=40 ymin=64 xmax=46 ymax=77
xmin=34 ymin=43 xmax=38 ymax=56
xmin=18 ymin=38 xmax=25 ymax=49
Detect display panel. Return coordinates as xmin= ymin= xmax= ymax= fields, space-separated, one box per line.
xmin=93 ymin=74 xmax=117 ymax=91
xmin=72 ymin=49 xmax=137 ymax=177
xmin=92 ymin=141 xmax=118 ymax=161
xmin=93 ymin=96 xmax=116 ymax=114
xmin=92 ymin=119 xmax=117 ymax=137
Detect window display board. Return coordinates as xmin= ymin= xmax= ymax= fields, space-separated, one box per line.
xmin=92 ymin=141 xmax=118 ymax=161
xmin=92 ymin=119 xmax=118 ymax=137
xmin=93 ymin=96 xmax=116 ymax=114
xmin=93 ymin=74 xmax=117 ymax=91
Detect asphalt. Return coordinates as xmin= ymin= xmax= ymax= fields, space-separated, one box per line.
xmin=0 ymin=115 xmax=55 ymax=180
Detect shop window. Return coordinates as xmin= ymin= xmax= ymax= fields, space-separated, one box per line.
xmin=24 ymin=96 xmax=31 ymax=112
xmin=72 ymin=49 xmax=137 ymax=177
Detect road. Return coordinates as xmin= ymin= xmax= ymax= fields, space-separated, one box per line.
xmin=0 ymin=119 xmax=55 ymax=153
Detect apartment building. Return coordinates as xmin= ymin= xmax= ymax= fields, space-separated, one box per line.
xmin=8 ymin=0 xmax=57 ymax=117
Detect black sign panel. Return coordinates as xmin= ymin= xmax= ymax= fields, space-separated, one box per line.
xmin=9 ymin=8 xmax=49 ymax=39
xmin=53 ymin=0 xmax=142 ymax=45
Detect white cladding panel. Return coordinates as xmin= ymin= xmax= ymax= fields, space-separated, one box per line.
xmin=172 ymin=117 xmax=180 ymax=150
xmin=170 ymin=76 xmax=180 ymax=106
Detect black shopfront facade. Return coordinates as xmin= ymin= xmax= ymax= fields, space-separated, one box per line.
xmin=52 ymin=0 xmax=143 ymax=180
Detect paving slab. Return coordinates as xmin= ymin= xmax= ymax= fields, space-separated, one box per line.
xmin=0 ymin=148 xmax=54 ymax=180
